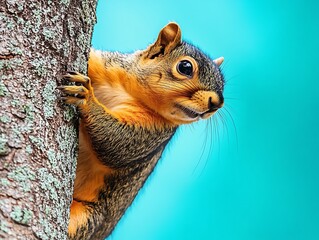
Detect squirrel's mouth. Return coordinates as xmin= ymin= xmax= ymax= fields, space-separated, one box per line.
xmin=174 ymin=103 xmax=219 ymax=122
xmin=175 ymin=104 xmax=201 ymax=119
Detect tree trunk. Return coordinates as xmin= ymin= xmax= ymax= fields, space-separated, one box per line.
xmin=0 ymin=0 xmax=97 ymax=239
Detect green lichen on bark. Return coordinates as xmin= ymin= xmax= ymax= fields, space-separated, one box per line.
xmin=0 ymin=81 xmax=9 ymax=96
xmin=0 ymin=115 xmax=11 ymax=123
xmin=56 ymin=125 xmax=77 ymax=151
xmin=47 ymin=148 xmax=57 ymax=166
xmin=0 ymin=178 xmax=10 ymax=186
xmin=7 ymin=166 xmax=36 ymax=185
xmin=7 ymin=167 xmax=30 ymax=194
xmin=0 ymin=221 xmax=10 ymax=234
xmin=42 ymin=81 xmax=57 ymax=119
xmin=63 ymin=105 xmax=77 ymax=122
xmin=10 ymin=206 xmax=33 ymax=225
xmin=31 ymin=59 xmax=48 ymax=77
xmin=0 ymin=135 xmax=9 ymax=156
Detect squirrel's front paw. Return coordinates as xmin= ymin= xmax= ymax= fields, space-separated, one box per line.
xmin=58 ymin=71 xmax=94 ymax=106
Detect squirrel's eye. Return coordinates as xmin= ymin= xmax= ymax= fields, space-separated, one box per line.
xmin=177 ymin=60 xmax=193 ymax=77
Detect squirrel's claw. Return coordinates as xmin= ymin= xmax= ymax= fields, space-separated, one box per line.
xmin=67 ymin=71 xmax=80 ymax=75
xmin=59 ymin=72 xmax=93 ymax=106
xmin=58 ymin=85 xmax=88 ymax=97
xmin=63 ymin=72 xmax=90 ymax=86
xmin=59 ymin=96 xmax=86 ymax=106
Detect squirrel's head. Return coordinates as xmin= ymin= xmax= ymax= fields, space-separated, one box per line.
xmin=135 ymin=22 xmax=225 ymax=126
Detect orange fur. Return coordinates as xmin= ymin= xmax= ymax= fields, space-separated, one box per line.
xmin=68 ymin=200 xmax=90 ymax=237
xmin=73 ymin=124 xmax=114 ymax=202
xmin=88 ymin=51 xmax=174 ymax=129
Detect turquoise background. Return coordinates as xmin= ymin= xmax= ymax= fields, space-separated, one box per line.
xmin=92 ymin=1 xmax=319 ymax=239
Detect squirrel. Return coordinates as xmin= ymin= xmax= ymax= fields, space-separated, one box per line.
xmin=59 ymin=22 xmax=225 ymax=240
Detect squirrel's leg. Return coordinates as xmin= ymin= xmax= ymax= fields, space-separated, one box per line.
xmin=68 ymin=200 xmax=90 ymax=238
xmin=59 ymin=71 xmax=174 ymax=169
xmin=59 ymin=72 xmax=118 ymax=238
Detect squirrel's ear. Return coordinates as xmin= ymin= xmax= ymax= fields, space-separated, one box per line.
xmin=213 ymin=57 xmax=224 ymax=67
xmin=145 ymin=22 xmax=182 ymax=59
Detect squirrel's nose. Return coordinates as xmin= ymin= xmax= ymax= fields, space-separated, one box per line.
xmin=207 ymin=93 xmax=224 ymax=113
xmin=191 ymin=90 xmax=224 ymax=114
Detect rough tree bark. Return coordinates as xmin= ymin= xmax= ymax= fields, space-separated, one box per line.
xmin=0 ymin=0 xmax=97 ymax=239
